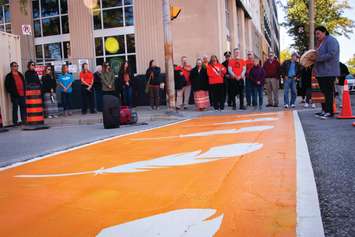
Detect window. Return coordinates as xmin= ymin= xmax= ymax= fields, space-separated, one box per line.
xmin=35 ymin=41 xmax=70 ymax=63
xmin=94 ymin=34 xmax=136 ymax=73
xmin=0 ymin=1 xmax=11 ymax=33
xmin=93 ymin=0 xmax=134 ymax=30
xmin=32 ymin=0 xmax=69 ymax=37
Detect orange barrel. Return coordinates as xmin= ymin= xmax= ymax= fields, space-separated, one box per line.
xmin=25 ymin=85 xmax=45 ymax=126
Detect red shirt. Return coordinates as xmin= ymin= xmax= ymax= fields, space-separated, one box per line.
xmin=229 ymin=58 xmax=245 ymax=78
xmin=13 ymin=72 xmax=24 ymax=97
xmin=245 ymin=59 xmax=254 ymax=78
xmin=80 ymin=71 xmax=94 ymax=86
xmin=207 ymin=63 xmax=226 ymax=85
xmin=263 ymin=59 xmax=280 ymax=79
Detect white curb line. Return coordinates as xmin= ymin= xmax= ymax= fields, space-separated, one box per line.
xmin=294 ymin=111 xmax=325 ymax=237
xmin=0 ymin=119 xmax=191 ymax=172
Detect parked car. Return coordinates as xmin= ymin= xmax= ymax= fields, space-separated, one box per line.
xmin=346 ymin=75 xmax=355 ymax=94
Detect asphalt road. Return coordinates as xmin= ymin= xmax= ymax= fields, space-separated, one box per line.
xmin=298 ymin=95 xmax=355 ymax=237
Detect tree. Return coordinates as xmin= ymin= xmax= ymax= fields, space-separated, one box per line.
xmin=282 ymin=0 xmax=354 ymax=54
xmin=280 ymin=48 xmax=292 ymax=63
xmin=347 ymin=54 xmax=355 ymax=75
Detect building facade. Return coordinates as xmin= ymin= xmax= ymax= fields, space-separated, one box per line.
xmin=1 ymin=0 xmax=279 ymax=75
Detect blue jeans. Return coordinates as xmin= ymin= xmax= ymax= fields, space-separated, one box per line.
xmin=122 ymin=85 xmax=133 ymax=107
xmin=251 ymin=85 xmax=263 ymax=107
xmin=284 ymin=78 xmax=297 ymax=105
xmin=245 ymin=79 xmax=253 ymax=106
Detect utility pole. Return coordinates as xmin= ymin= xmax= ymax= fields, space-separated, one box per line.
xmin=162 ymin=0 xmax=176 ymax=111
xmin=309 ymin=0 xmax=315 ymax=49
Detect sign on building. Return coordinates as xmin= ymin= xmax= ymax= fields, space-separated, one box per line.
xmin=21 ymin=25 xmax=32 ymax=35
xmin=34 ymin=65 xmax=46 ymax=77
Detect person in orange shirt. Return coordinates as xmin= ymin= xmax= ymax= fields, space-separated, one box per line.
xmin=175 ymin=56 xmax=192 ymax=110
xmin=228 ymin=48 xmax=247 ymax=110
xmin=80 ymin=63 xmax=96 ymax=114
xmin=245 ymin=51 xmax=255 ymax=107
xmin=207 ymin=55 xmax=227 ymax=111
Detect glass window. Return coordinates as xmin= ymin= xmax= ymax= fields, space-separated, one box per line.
xmin=95 ymin=37 xmax=103 ymax=56
xmin=104 ymin=35 xmax=124 ymax=55
xmin=41 ymin=0 xmax=59 ymax=17
xmin=102 ymin=0 xmax=122 ymax=8
xmin=61 ymin=15 xmax=69 ymax=34
xmin=0 ymin=8 xmax=3 ymax=24
xmin=124 ymin=0 xmax=133 ymax=5
xmin=103 ymin=8 xmax=123 ymax=28
xmin=63 ymin=41 xmax=70 ymax=58
xmin=4 ymin=5 xmax=10 ymax=23
xmin=60 ymin=0 xmax=68 ymax=14
xmin=5 ymin=24 xmax=11 ymax=33
xmin=0 ymin=25 xmax=4 ymax=32
xmin=33 ymin=0 xmax=40 ymax=18
xmin=106 ymin=56 xmax=125 ymax=75
xmin=126 ymin=34 xmax=135 ymax=53
xmin=35 ymin=45 xmax=43 ymax=59
xmin=124 ymin=6 xmax=133 ymax=26
xmin=96 ymin=58 xmax=104 ymax=66
xmin=34 ymin=20 xmax=42 ymax=37
xmin=42 ymin=17 xmax=60 ymax=36
xmin=127 ymin=55 xmax=136 ymax=73
xmin=93 ymin=11 xmax=101 ymax=30
xmin=44 ymin=42 xmax=62 ymax=61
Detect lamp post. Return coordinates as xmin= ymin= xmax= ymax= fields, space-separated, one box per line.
xmin=162 ymin=0 xmax=176 ymax=111
xmin=309 ymin=0 xmax=315 ymax=49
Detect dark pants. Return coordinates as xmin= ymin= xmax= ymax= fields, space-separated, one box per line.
xmin=245 ymin=78 xmax=253 ymax=106
xmin=149 ymin=86 xmax=160 ymax=108
xmin=122 ymin=85 xmax=133 ymax=107
xmin=230 ymin=79 xmax=245 ymax=108
xmin=81 ymin=86 xmax=95 ymax=113
xmin=61 ymin=92 xmax=72 ymax=111
xmin=317 ymin=77 xmax=335 ymax=114
xmin=210 ymin=83 xmax=225 ymax=110
xmin=225 ymin=77 xmax=233 ymax=106
xmin=252 ymin=85 xmax=264 ymax=107
xmin=102 ymin=95 xmax=120 ymax=129
xmin=11 ymin=96 xmax=26 ymax=124
xmin=94 ymin=87 xmax=103 ymax=112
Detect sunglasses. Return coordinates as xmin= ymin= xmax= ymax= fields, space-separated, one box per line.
xmin=11 ymin=65 xmax=18 ymax=68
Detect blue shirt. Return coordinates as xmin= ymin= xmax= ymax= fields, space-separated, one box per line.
xmin=58 ymin=73 xmax=74 ymax=93
xmin=288 ymin=61 xmax=296 ymax=78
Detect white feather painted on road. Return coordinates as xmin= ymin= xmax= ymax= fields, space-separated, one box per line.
xmin=132 ymin=125 xmax=274 ymax=141
xmin=96 ymin=209 xmax=223 ymax=237
xmin=15 ymin=143 xmax=262 ymax=178
xmin=214 ymin=117 xmax=279 ymax=125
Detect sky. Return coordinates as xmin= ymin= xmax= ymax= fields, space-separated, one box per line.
xmin=278 ymin=0 xmax=355 ymax=62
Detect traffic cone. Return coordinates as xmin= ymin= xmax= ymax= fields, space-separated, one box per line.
xmin=337 ymin=80 xmax=355 ymax=119
xmin=333 ymin=98 xmax=337 ymax=114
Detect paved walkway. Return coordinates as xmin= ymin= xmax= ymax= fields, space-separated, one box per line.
xmin=0 ymin=111 xmax=323 ymax=236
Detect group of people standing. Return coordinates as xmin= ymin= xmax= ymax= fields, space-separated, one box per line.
xmin=4 ymin=60 xmax=135 ymax=126
xmin=172 ymin=48 xmax=272 ymax=112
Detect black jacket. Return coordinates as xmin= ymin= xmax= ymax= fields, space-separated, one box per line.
xmin=5 ymin=71 xmax=25 ymax=98
xmin=25 ymin=70 xmax=41 ymax=87
xmin=146 ymin=66 xmax=162 ymax=86
xmin=281 ymin=60 xmax=301 ymax=79
xmin=338 ymin=62 xmax=349 ymax=86
xmin=118 ymin=68 xmax=134 ymax=89
xmin=174 ymin=66 xmax=186 ymax=90
xmin=190 ymin=66 xmax=209 ymax=91
xmin=222 ymin=60 xmax=232 ymax=80
xmin=41 ymin=74 xmax=57 ymax=93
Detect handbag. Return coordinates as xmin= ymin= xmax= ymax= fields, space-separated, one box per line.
xmin=145 ymin=72 xmax=153 ymax=94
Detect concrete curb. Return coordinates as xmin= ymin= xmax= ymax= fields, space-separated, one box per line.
xmin=294 ymin=110 xmax=325 ymax=237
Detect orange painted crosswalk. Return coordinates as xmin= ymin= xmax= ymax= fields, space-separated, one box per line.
xmin=0 ymin=111 xmax=296 ymax=236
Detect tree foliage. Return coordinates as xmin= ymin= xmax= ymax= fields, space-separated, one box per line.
xmin=282 ymin=0 xmax=354 ymax=54
xmin=347 ymin=54 xmax=355 ymax=75
xmin=280 ymin=48 xmax=292 ymax=63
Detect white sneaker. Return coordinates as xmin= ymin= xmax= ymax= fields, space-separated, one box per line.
xmin=311 ymin=103 xmax=316 ymax=108
xmin=284 ymin=104 xmax=289 ymax=109
xmin=291 ymin=104 xmax=295 ymax=108
xmin=304 ymin=103 xmax=309 ymax=108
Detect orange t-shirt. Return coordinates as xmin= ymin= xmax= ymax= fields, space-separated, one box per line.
xmin=207 ymin=63 xmax=226 ymax=85
xmin=228 ymin=59 xmax=245 ymax=78
xmin=80 ymin=71 xmax=94 ymax=86
xmin=245 ymin=59 xmax=254 ymax=78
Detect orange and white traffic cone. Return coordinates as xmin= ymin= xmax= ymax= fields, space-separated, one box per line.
xmin=337 ymin=80 xmax=355 ymax=119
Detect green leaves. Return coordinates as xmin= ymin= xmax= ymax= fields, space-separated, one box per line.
xmin=283 ymin=0 xmax=354 ymax=53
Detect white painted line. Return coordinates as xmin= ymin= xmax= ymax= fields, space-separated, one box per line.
xmin=0 ymin=119 xmax=191 ymax=172
xmin=293 ymin=111 xmax=325 ymax=237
